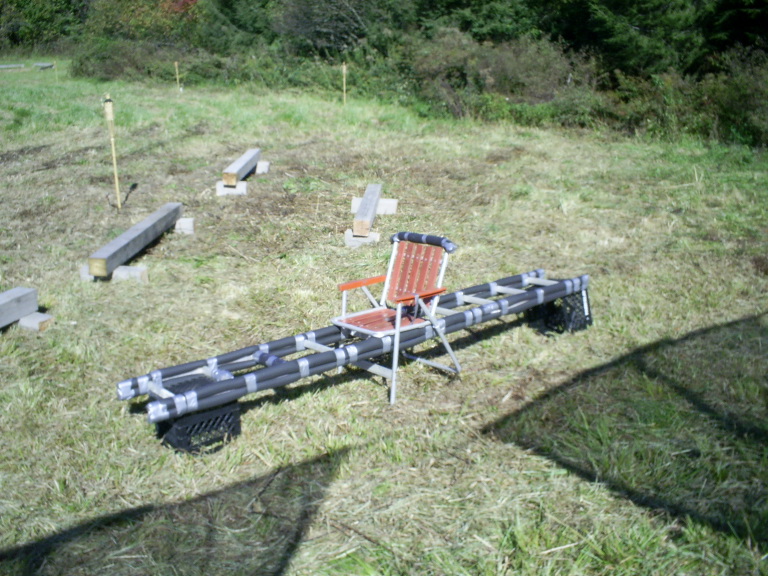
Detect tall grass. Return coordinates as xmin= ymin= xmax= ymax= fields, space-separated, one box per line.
xmin=0 ymin=61 xmax=766 ymax=575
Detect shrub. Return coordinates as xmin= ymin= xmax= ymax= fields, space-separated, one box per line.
xmin=701 ymin=47 xmax=768 ymax=147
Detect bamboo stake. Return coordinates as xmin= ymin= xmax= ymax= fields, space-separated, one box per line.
xmin=175 ymin=61 xmax=181 ymax=93
xmin=342 ymin=62 xmax=347 ymax=105
xmin=103 ymin=94 xmax=121 ymax=211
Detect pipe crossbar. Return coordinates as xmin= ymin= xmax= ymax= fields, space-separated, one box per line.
xmin=116 ymin=269 xmax=590 ymax=423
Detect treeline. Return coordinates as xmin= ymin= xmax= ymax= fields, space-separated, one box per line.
xmin=2 ymin=0 xmax=767 ymax=145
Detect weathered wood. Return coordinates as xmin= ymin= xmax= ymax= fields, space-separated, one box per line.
xmin=0 ymin=287 xmax=38 ymax=329
xmin=351 ymin=197 xmax=398 ymax=215
xmin=0 ymin=64 xmax=24 ymax=70
xmin=34 ymin=63 xmax=54 ymax=70
xmin=88 ymin=202 xmax=183 ymax=278
xmin=222 ymin=148 xmax=261 ymax=186
xmin=353 ymin=184 xmax=382 ymax=237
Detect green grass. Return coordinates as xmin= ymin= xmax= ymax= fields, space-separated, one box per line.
xmin=0 ymin=58 xmax=766 ymax=575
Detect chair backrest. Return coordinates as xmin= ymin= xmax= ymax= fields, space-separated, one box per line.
xmin=381 ymin=232 xmax=457 ymax=306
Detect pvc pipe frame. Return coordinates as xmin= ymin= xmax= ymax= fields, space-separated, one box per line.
xmin=116 ymin=269 xmax=546 ymax=401
xmin=117 ymin=269 xmax=589 ymax=423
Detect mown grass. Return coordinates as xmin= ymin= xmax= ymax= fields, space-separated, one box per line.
xmin=0 ymin=59 xmax=766 ymax=575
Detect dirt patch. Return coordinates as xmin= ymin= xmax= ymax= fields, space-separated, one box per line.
xmin=0 ymin=144 xmax=50 ymax=164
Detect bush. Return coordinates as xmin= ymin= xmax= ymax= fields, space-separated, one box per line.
xmin=410 ymin=29 xmax=604 ymax=125
xmin=598 ymin=52 xmax=768 ymax=147
xmin=70 ymin=37 xmax=154 ymax=81
xmin=701 ymin=47 xmax=768 ymax=147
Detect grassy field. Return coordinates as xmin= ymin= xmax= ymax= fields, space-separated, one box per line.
xmin=0 ymin=58 xmax=766 ymax=575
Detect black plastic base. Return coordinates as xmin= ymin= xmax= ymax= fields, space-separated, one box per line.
xmin=156 ymin=402 xmax=241 ymax=453
xmin=528 ymin=289 xmax=593 ymax=333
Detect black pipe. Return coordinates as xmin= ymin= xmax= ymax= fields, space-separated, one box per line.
xmin=144 ymin=275 xmax=588 ymax=422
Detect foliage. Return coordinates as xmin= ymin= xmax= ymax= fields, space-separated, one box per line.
xmin=9 ymin=0 xmax=768 ymax=146
xmin=0 ymin=0 xmax=87 ymax=48
xmin=701 ymin=46 xmax=768 ymax=145
xmin=83 ymin=0 xmax=197 ymax=42
xmin=597 ymin=47 xmax=768 ymax=146
xmin=411 ymin=30 xmax=603 ymax=123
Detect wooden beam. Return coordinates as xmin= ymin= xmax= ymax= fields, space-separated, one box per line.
xmin=222 ymin=148 xmax=261 ymax=186
xmin=351 ymin=197 xmax=398 ymax=215
xmin=88 ymin=202 xmax=183 ymax=278
xmin=0 ymin=287 xmax=38 ymax=329
xmin=353 ymin=183 xmax=382 ymax=237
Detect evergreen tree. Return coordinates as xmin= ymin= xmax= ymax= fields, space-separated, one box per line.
xmin=700 ymin=0 xmax=768 ymax=53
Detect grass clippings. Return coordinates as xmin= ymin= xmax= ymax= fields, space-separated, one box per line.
xmin=0 ymin=59 xmax=766 ymax=575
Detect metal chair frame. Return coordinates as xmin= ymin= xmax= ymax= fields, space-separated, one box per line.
xmin=331 ymin=233 xmax=461 ymax=403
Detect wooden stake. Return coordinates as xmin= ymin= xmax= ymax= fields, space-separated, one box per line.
xmin=342 ymin=62 xmax=347 ymax=105
xmin=175 ymin=61 xmax=181 ymax=93
xmin=103 ymin=94 xmax=121 ymax=211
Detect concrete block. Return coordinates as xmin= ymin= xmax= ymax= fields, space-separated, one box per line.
xmin=216 ymin=180 xmax=247 ymax=196
xmin=113 ymin=265 xmax=149 ymax=283
xmin=256 ymin=160 xmax=270 ymax=175
xmin=175 ymin=217 xmax=195 ymax=235
xmin=18 ymin=312 xmax=54 ymax=332
xmin=345 ymin=229 xmax=381 ymax=248
xmin=80 ymin=264 xmax=95 ymax=282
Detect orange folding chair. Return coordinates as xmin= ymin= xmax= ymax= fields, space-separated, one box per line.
xmin=331 ymin=232 xmax=461 ymax=403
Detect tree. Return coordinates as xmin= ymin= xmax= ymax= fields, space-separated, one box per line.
xmin=530 ymin=0 xmax=716 ymax=77
xmin=700 ymin=0 xmax=768 ymax=53
xmin=0 ymin=0 xmax=88 ymax=47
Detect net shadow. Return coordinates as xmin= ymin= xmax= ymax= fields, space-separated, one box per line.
xmin=0 ymin=448 xmax=350 ymax=576
xmin=483 ymin=314 xmax=768 ymax=548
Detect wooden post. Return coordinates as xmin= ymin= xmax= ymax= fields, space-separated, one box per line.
xmin=88 ymin=202 xmax=184 ymax=277
xmin=222 ymin=149 xmax=261 ymax=187
xmin=342 ymin=62 xmax=347 ymax=105
xmin=353 ymin=183 xmax=382 ymax=237
xmin=0 ymin=287 xmax=38 ymax=329
xmin=103 ymin=94 xmax=121 ymax=211
xmin=175 ymin=61 xmax=181 ymax=93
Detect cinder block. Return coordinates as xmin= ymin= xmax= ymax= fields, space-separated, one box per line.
xmin=18 ymin=312 xmax=54 ymax=332
xmin=256 ymin=160 xmax=270 ymax=175
xmin=216 ymin=181 xmax=247 ymax=196
xmin=80 ymin=264 xmax=95 ymax=282
xmin=175 ymin=217 xmax=195 ymax=235
xmin=344 ymin=229 xmax=381 ymax=248
xmin=113 ymin=265 xmax=149 ymax=283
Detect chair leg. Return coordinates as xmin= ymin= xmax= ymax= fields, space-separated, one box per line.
xmin=418 ymin=300 xmax=461 ymax=373
xmin=390 ymin=302 xmax=403 ymax=404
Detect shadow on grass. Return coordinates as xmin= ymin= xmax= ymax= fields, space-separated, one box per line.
xmin=0 ymin=448 xmax=350 ymax=576
xmin=483 ymin=314 xmax=768 ymax=548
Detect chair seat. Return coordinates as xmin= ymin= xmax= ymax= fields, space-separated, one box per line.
xmin=332 ymin=307 xmax=428 ymax=337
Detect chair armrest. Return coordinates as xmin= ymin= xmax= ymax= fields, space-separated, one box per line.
xmin=338 ymin=274 xmax=387 ymax=292
xmin=394 ymin=287 xmax=446 ymax=305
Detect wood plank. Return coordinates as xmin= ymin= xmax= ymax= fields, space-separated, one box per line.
xmin=222 ymin=148 xmax=261 ymax=186
xmin=88 ymin=202 xmax=183 ymax=278
xmin=353 ymin=183 xmax=382 ymax=237
xmin=0 ymin=287 xmax=38 ymax=328
xmin=351 ymin=197 xmax=398 ymax=215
